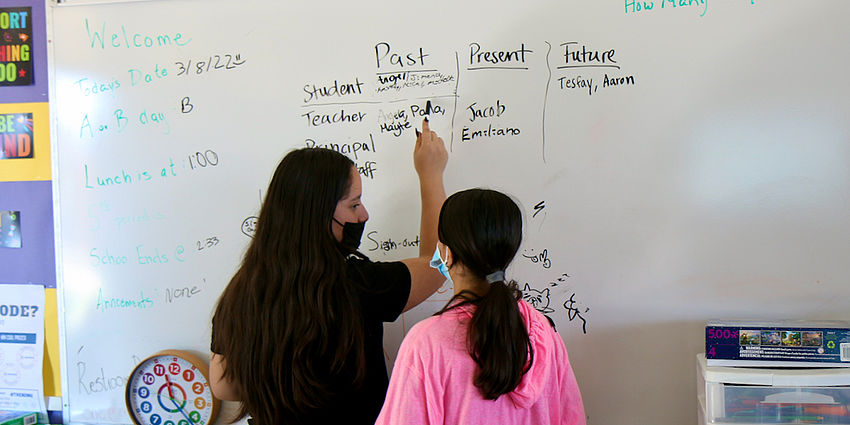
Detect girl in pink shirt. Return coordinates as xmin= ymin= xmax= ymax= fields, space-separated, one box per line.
xmin=377 ymin=189 xmax=586 ymax=425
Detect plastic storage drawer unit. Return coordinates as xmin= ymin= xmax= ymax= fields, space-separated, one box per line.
xmin=698 ymin=353 xmax=850 ymax=424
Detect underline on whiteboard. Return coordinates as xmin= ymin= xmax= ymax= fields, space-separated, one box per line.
xmin=467 ymin=66 xmax=529 ymax=71
xmin=557 ymin=65 xmax=621 ymax=70
xmin=301 ymin=95 xmax=457 ymax=108
xmin=300 ymin=101 xmax=384 ymax=107
xmin=375 ymin=69 xmax=438 ymax=75
xmin=384 ymin=94 xmax=457 ymax=104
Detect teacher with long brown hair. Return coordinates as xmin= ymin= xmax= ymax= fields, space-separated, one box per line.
xmin=209 ymin=119 xmax=447 ymax=425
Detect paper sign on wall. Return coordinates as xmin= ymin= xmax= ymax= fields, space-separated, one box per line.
xmin=0 ymin=284 xmax=45 ymax=414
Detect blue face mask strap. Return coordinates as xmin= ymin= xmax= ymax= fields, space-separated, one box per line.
xmin=429 ymin=246 xmax=453 ymax=282
xmin=432 ymin=246 xmax=505 ymax=284
xmin=485 ymin=271 xmax=505 ymax=283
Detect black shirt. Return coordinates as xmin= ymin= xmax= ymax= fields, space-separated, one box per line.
xmin=211 ymin=256 xmax=411 ymax=425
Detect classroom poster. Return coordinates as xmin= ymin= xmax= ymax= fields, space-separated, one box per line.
xmin=0 ymin=0 xmax=46 ymax=103
xmin=0 ymin=283 xmax=46 ymax=414
xmin=0 ymin=210 xmax=22 ymax=248
xmin=0 ymin=113 xmax=33 ymax=160
xmin=0 ymin=7 xmax=34 ymax=87
xmin=0 ymin=103 xmax=49 ymax=181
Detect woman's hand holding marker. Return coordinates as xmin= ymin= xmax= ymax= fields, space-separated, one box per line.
xmin=414 ymin=117 xmax=448 ymax=179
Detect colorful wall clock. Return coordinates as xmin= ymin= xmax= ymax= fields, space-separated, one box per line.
xmin=125 ymin=350 xmax=220 ymax=425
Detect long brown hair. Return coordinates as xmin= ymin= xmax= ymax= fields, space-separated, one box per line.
xmin=212 ymin=148 xmax=365 ymax=424
xmin=436 ymin=188 xmax=532 ymax=400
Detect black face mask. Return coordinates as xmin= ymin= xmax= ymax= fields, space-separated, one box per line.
xmin=333 ymin=218 xmax=366 ymax=252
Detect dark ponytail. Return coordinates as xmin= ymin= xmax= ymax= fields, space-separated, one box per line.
xmin=435 ymin=189 xmax=531 ymax=400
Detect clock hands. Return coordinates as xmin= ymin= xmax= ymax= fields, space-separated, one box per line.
xmin=169 ymin=397 xmax=195 ymax=424
xmin=165 ymin=374 xmax=176 ymax=400
xmin=164 ymin=374 xmax=194 ymax=424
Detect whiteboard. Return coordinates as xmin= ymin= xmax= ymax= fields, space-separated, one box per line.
xmin=49 ymin=1 xmax=850 ymax=424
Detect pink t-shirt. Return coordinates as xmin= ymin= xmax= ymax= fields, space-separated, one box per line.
xmin=376 ymin=299 xmax=586 ymax=425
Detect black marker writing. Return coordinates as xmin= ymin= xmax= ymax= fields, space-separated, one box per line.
xmin=564 ymin=293 xmax=588 ymax=334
